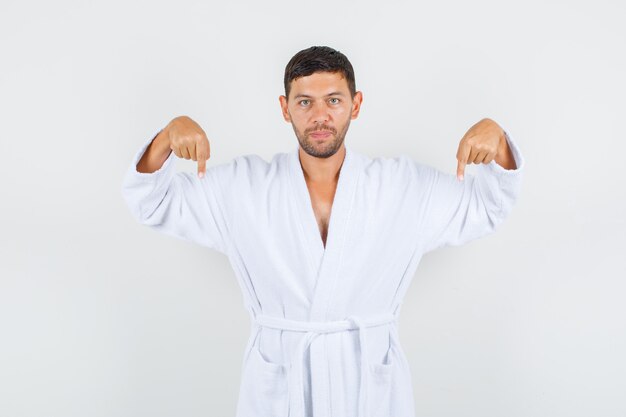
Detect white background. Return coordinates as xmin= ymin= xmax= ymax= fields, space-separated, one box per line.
xmin=1 ymin=0 xmax=624 ymax=416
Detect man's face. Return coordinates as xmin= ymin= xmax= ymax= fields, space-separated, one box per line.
xmin=279 ymin=71 xmax=362 ymax=159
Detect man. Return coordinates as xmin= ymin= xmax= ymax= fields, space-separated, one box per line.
xmin=121 ymin=45 xmax=524 ymax=417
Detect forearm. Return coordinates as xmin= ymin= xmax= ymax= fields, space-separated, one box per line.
xmin=136 ymin=127 xmax=173 ymax=173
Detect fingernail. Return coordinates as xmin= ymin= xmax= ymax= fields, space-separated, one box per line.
xmin=458 ymin=175 xmax=463 ymax=181
xmin=198 ymin=172 xmax=204 ymax=179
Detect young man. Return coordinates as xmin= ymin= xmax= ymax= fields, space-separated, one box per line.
xmin=121 ymin=45 xmax=524 ymax=417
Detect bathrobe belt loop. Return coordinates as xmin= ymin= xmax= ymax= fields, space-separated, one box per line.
xmin=252 ymin=312 xmax=399 ymax=417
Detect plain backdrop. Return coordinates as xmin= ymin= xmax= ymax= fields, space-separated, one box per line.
xmin=1 ymin=0 xmax=624 ymax=416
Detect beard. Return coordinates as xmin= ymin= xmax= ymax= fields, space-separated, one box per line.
xmin=291 ymin=117 xmax=351 ymax=159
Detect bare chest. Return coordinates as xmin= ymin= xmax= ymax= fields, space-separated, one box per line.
xmin=306 ymin=181 xmax=337 ymax=248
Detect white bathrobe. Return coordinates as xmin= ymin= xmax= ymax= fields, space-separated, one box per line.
xmin=121 ymin=130 xmax=525 ymax=417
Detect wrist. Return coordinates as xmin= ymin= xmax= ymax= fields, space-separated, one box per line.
xmin=153 ymin=126 xmax=172 ymax=156
xmin=498 ymin=128 xmax=508 ymax=150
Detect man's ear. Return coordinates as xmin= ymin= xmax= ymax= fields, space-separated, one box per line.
xmin=351 ymin=91 xmax=363 ymax=120
xmin=279 ymin=95 xmax=291 ymax=122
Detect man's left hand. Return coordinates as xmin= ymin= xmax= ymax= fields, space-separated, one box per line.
xmin=456 ymin=118 xmax=514 ymax=181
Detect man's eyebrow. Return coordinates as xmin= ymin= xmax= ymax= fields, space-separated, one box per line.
xmin=294 ymin=91 xmax=345 ymax=99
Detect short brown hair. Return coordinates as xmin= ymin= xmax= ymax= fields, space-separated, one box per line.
xmin=283 ymin=46 xmax=356 ymax=101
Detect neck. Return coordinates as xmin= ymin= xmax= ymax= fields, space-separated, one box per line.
xmin=298 ymin=145 xmax=346 ymax=183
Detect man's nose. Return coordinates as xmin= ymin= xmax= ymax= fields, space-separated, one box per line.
xmin=311 ymin=100 xmax=329 ymax=123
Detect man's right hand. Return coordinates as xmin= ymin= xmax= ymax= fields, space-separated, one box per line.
xmin=136 ymin=115 xmax=211 ymax=177
xmin=166 ymin=115 xmax=212 ymax=178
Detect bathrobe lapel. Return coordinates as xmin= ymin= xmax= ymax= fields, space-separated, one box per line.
xmin=288 ymin=144 xmax=362 ymax=321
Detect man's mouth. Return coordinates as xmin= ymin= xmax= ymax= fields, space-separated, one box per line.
xmin=309 ymin=130 xmax=333 ymax=138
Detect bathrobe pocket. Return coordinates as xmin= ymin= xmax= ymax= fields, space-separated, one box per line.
xmin=235 ymin=340 xmax=289 ymax=417
xmin=368 ymin=343 xmax=394 ymax=417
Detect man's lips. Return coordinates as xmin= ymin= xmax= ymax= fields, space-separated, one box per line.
xmin=309 ymin=130 xmax=333 ymax=138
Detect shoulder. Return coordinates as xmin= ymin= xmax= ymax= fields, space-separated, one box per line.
xmin=352 ymin=149 xmax=436 ymax=183
xmin=207 ymin=150 xmax=288 ymax=186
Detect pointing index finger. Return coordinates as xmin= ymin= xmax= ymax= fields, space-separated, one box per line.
xmin=197 ymin=142 xmax=208 ymax=178
xmin=456 ymin=141 xmax=470 ymax=181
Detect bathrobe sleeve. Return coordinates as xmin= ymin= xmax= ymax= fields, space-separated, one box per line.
xmin=416 ymin=130 xmax=526 ymax=253
xmin=120 ymin=130 xmax=232 ymax=255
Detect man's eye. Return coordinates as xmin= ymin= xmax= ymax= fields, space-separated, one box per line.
xmin=330 ymin=98 xmax=340 ymax=104
xmin=299 ymin=100 xmax=309 ymax=106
